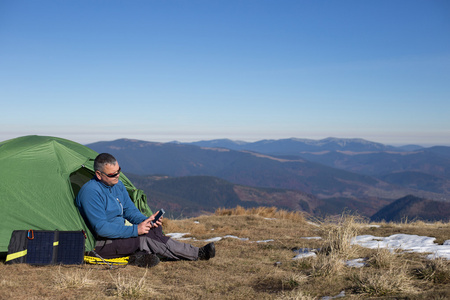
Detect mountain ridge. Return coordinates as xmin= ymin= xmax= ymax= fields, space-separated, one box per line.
xmin=86 ymin=137 xmax=450 ymax=219
xmin=126 ymin=174 xmax=324 ymax=218
xmin=370 ymin=195 xmax=450 ymax=222
xmin=186 ymin=137 xmax=427 ymax=154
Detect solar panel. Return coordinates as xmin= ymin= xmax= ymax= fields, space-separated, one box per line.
xmin=6 ymin=230 xmax=85 ymax=265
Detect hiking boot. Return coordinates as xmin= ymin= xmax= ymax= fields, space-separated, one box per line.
xmin=128 ymin=252 xmax=160 ymax=268
xmin=198 ymin=242 xmax=215 ymax=260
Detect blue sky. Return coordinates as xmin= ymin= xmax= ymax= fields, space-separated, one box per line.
xmin=1 ymin=0 xmax=449 ymax=146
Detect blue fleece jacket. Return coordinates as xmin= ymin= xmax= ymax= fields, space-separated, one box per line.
xmin=76 ymin=178 xmax=147 ymax=239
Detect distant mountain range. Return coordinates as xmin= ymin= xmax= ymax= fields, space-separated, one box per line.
xmin=86 ymin=137 xmax=450 ymax=220
xmin=186 ymin=137 xmax=425 ymax=154
xmin=371 ymin=195 xmax=450 ymax=222
xmin=125 ymin=175 xmax=323 ymax=218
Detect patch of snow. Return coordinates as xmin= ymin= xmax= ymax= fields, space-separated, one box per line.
xmin=293 ymin=252 xmax=317 ymax=260
xmin=204 ymin=235 xmax=250 ymax=243
xmin=307 ymin=221 xmax=320 ymax=227
xmin=254 ymin=239 xmax=275 ymax=243
xmin=292 ymin=248 xmax=318 ymax=260
xmin=321 ymin=290 xmax=345 ymax=300
xmin=352 ymin=234 xmax=450 ymax=260
xmin=224 ymin=235 xmax=249 ymax=241
xmin=301 ymin=236 xmax=322 ymax=240
xmin=345 ymin=258 xmax=367 ymax=268
xmin=165 ymin=233 xmax=193 ymax=240
xmin=204 ymin=237 xmax=223 ymax=242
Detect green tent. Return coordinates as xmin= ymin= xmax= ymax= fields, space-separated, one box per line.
xmin=0 ymin=135 xmax=152 ymax=257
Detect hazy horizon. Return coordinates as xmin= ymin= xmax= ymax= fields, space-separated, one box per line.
xmin=1 ymin=134 xmax=447 ymax=148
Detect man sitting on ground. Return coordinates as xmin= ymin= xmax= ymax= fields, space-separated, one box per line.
xmin=76 ymin=153 xmax=215 ymax=267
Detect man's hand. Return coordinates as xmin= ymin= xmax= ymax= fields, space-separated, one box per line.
xmin=137 ymin=218 xmax=152 ymax=235
xmin=149 ymin=210 xmax=163 ymax=227
xmin=137 ymin=211 xmax=163 ymax=235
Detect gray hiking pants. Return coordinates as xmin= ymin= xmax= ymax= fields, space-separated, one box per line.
xmin=94 ymin=226 xmax=199 ymax=260
xmin=139 ymin=237 xmax=199 ymax=261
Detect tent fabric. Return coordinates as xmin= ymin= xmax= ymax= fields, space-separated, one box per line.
xmin=0 ymin=135 xmax=152 ymax=257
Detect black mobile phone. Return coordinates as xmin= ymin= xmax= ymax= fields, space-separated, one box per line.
xmin=151 ymin=209 xmax=165 ymax=225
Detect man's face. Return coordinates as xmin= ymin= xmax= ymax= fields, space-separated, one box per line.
xmin=95 ymin=163 xmax=121 ymax=186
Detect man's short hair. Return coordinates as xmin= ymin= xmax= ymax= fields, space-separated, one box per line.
xmin=94 ymin=153 xmax=117 ymax=172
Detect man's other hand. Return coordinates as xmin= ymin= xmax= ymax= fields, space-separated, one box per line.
xmin=137 ymin=218 xmax=152 ymax=235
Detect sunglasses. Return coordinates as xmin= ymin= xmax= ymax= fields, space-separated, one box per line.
xmin=100 ymin=167 xmax=121 ymax=178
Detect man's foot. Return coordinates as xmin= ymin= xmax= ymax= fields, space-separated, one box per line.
xmin=198 ymin=242 xmax=215 ymax=260
xmin=128 ymin=252 xmax=160 ymax=268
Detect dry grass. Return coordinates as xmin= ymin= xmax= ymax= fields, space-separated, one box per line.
xmin=52 ymin=266 xmax=95 ymax=289
xmin=365 ymin=246 xmax=406 ymax=270
xmin=215 ymin=205 xmax=306 ymax=222
xmin=350 ymin=264 xmax=416 ymax=297
xmin=317 ymin=213 xmax=363 ymax=258
xmin=1 ymin=206 xmax=449 ymax=299
xmin=106 ymin=269 xmax=158 ymax=298
xmin=276 ymin=289 xmax=316 ymax=300
xmin=415 ymin=257 xmax=450 ymax=284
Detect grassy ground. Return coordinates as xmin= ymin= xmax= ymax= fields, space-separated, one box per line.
xmin=1 ymin=206 xmax=449 ymax=299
